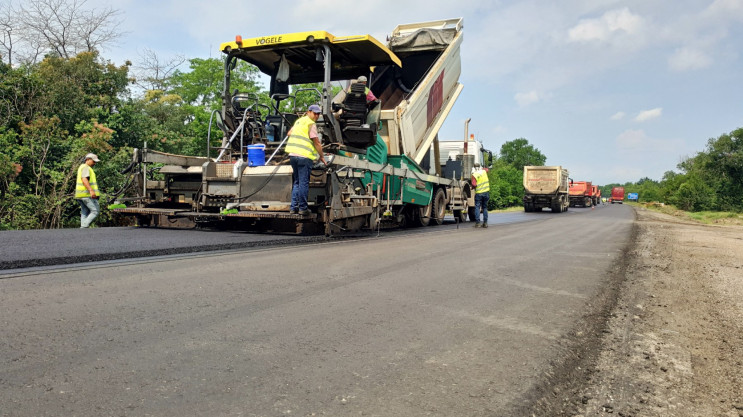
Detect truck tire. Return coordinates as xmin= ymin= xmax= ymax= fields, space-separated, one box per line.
xmin=417 ymin=203 xmax=432 ymax=227
xmin=398 ymin=206 xmax=415 ymax=228
xmin=430 ymin=188 xmax=446 ymax=226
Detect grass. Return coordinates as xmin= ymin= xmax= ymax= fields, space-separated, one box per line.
xmin=629 ymin=201 xmax=743 ymax=226
xmin=491 ymin=206 xmax=525 ymax=213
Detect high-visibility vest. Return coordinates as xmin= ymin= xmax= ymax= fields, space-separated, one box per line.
xmin=75 ymin=163 xmax=99 ymax=198
xmin=473 ymin=169 xmax=490 ymax=194
xmin=285 ymin=116 xmax=318 ymax=159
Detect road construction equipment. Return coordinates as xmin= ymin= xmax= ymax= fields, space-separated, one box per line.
xmin=114 ymin=18 xmax=482 ymax=234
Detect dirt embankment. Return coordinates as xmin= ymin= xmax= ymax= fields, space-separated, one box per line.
xmin=574 ymin=207 xmax=743 ymax=416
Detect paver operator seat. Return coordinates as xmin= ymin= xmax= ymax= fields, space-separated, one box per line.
xmin=337 ymin=82 xmax=378 ymax=149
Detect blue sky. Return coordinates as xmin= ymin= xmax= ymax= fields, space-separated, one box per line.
xmin=20 ymin=0 xmax=743 ymax=185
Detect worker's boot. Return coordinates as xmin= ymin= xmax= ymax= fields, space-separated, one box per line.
xmin=473 ymin=223 xmax=481 ymax=228
xmin=483 ymin=223 xmax=488 ymax=228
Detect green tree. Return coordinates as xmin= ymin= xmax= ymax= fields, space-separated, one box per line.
xmin=0 ymin=52 xmax=128 ymax=229
xmin=498 ymin=138 xmax=546 ymax=171
xmin=166 ymin=57 xmax=266 ymax=155
xmin=0 ymin=61 xmax=46 ymax=131
xmin=487 ymin=160 xmax=522 ymax=210
xmin=698 ymin=128 xmax=743 ymax=211
xmin=670 ymin=172 xmax=716 ymax=211
xmin=36 ymin=52 xmax=129 ymax=133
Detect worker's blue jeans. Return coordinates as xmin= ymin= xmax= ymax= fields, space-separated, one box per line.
xmin=290 ymin=156 xmax=313 ymax=211
xmin=78 ymin=197 xmax=100 ymax=228
xmin=474 ymin=192 xmax=489 ymax=224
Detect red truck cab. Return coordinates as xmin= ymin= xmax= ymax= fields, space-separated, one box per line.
xmin=591 ymin=185 xmax=601 ymax=205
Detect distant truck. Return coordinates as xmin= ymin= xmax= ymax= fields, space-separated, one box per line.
xmin=523 ymin=166 xmax=570 ymax=213
xmin=609 ymin=187 xmax=625 ymax=204
xmin=591 ymin=185 xmax=601 ymax=206
xmin=569 ymin=181 xmax=593 ymax=207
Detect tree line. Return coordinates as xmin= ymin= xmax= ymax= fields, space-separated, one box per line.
xmin=599 ymin=127 xmax=743 ymax=212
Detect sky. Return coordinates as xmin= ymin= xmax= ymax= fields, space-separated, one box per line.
xmin=15 ymin=0 xmax=743 ymax=185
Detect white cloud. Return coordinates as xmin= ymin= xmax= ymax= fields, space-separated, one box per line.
xmin=492 ymin=125 xmax=506 ymax=135
xmin=568 ymin=8 xmax=644 ymax=43
xmin=611 ymin=129 xmax=691 ymax=182
xmin=514 ymin=90 xmax=540 ymax=107
xmin=616 ymin=129 xmax=648 ymax=149
xmin=610 ymin=111 xmax=625 ymax=120
xmin=635 ymin=107 xmax=662 ymax=122
xmin=668 ymin=47 xmax=713 ymax=71
xmin=703 ymin=0 xmax=743 ymax=21
xmin=616 ymin=129 xmax=683 ymax=153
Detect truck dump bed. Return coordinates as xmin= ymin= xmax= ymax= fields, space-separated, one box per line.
xmin=569 ymin=181 xmax=592 ymax=196
xmin=375 ymin=18 xmax=464 ymax=164
xmin=523 ymin=166 xmax=569 ymax=194
xmin=610 ymin=187 xmax=625 ymax=203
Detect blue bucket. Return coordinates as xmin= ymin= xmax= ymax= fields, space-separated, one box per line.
xmin=247 ymin=144 xmax=266 ymax=167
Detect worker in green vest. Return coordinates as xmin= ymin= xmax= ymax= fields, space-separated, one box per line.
xmin=75 ymin=153 xmax=101 ymax=228
xmin=285 ymin=104 xmax=327 ymax=215
xmin=471 ymin=162 xmax=490 ymax=228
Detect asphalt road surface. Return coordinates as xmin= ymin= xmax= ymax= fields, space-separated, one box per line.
xmin=0 ymin=207 xmax=597 ymax=270
xmin=0 ymin=204 xmax=633 ymax=416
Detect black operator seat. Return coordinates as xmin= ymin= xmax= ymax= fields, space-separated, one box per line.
xmin=340 ymin=82 xmax=368 ymax=126
xmin=336 ymin=82 xmax=377 ymax=149
xmin=264 ymin=113 xmax=298 ymax=141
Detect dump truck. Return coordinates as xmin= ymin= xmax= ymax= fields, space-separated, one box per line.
xmin=522 ymin=166 xmax=570 ymax=213
xmin=591 ymin=185 xmax=601 ymax=206
xmin=609 ymin=186 xmax=625 ymax=204
xmin=569 ymin=181 xmax=593 ymax=207
xmin=113 ymin=18 xmax=479 ymax=234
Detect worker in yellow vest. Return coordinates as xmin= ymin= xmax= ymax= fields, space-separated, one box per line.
xmin=75 ymin=153 xmax=101 ymax=228
xmin=471 ymin=162 xmax=490 ymax=228
xmin=285 ymin=104 xmax=327 ymax=215
xmin=355 ymin=75 xmax=377 ymax=103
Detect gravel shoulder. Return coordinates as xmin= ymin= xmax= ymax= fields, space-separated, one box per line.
xmin=573 ymin=207 xmax=743 ymax=416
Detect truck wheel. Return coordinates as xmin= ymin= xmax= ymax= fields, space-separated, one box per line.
xmin=417 ymin=203 xmax=431 ymax=227
xmin=430 ymin=188 xmax=446 ymax=226
xmin=399 ymin=206 xmax=416 ymax=228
